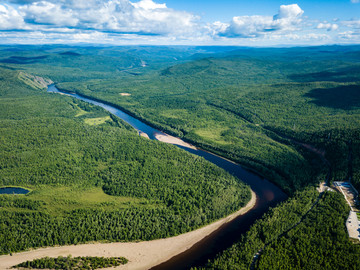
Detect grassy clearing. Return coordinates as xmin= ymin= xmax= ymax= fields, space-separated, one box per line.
xmin=74 ymin=104 xmax=89 ymax=117
xmin=160 ymin=109 xmax=190 ymax=120
xmin=22 ymin=186 xmax=155 ymax=216
xmin=84 ymin=116 xmax=111 ymax=126
xmin=195 ymin=127 xmax=230 ymax=145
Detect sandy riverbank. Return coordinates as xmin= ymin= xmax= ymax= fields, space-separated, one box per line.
xmin=0 ymin=190 xmax=256 ymax=270
xmin=155 ymin=133 xmax=196 ymax=150
xmin=139 ymin=131 xmax=150 ymax=139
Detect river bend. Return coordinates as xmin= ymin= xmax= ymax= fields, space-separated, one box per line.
xmin=47 ymin=84 xmax=287 ymax=269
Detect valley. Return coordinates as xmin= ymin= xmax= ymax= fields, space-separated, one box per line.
xmin=0 ymin=45 xmax=360 ymax=269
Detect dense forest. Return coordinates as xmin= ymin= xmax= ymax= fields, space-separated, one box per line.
xmin=194 ymin=187 xmax=320 ymax=269
xmin=199 ymin=191 xmax=360 ymax=270
xmin=3 ymin=45 xmax=357 ymax=193
xmin=13 ymin=255 xmax=128 ymax=269
xmin=1 ymin=45 xmax=359 ymax=269
xmin=0 ymin=65 xmax=250 ymax=254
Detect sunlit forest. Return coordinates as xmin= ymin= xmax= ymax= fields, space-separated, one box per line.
xmin=13 ymin=256 xmax=128 ymax=270
xmin=1 ymin=45 xmax=359 ymax=269
xmin=0 ymin=63 xmax=250 ymax=254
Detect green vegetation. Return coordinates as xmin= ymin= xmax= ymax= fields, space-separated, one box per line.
xmin=17 ymin=71 xmax=52 ymax=90
xmin=196 ymin=188 xmax=319 ymax=269
xmin=256 ymin=192 xmax=360 ymax=270
xmin=0 ymin=65 xmax=250 ymax=254
xmin=5 ymin=45 xmax=357 ymax=193
xmin=13 ymin=255 xmax=128 ymax=269
xmin=197 ymin=191 xmax=360 ymax=270
xmin=84 ymin=116 xmax=111 ymax=125
xmin=1 ymin=45 xmax=359 ymax=269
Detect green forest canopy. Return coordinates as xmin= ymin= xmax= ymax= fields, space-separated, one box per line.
xmin=0 ymin=65 xmax=250 ymax=254
xmin=3 ymin=45 xmax=358 ymax=193
xmin=1 ymin=45 xmax=359 ymax=269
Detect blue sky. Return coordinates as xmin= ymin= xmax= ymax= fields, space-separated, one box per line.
xmin=164 ymin=0 xmax=359 ymax=22
xmin=1 ymin=0 xmax=360 ymax=46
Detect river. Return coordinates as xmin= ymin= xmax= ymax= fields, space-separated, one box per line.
xmin=47 ymin=84 xmax=288 ymax=269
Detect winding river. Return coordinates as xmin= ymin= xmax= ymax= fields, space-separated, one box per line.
xmin=47 ymin=85 xmax=288 ymax=269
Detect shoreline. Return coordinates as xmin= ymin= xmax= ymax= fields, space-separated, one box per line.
xmin=0 ymin=190 xmax=256 ymax=270
xmin=155 ymin=133 xmax=197 ymax=150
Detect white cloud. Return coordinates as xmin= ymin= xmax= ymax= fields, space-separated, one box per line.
xmin=20 ymin=1 xmax=79 ymax=26
xmin=5 ymin=0 xmax=36 ymax=3
xmin=12 ymin=0 xmax=200 ymax=36
xmin=126 ymin=1 xmax=200 ymax=35
xmin=1 ymin=1 xmax=359 ymax=46
xmin=72 ymin=31 xmax=111 ymax=42
xmin=131 ymin=0 xmax=166 ymax=10
xmin=208 ymin=21 xmax=229 ymax=36
xmin=0 ymin=4 xmax=26 ymax=30
xmin=351 ymin=0 xmax=359 ymax=3
xmin=226 ymin=15 xmax=274 ymax=38
xmin=316 ymin=23 xmax=339 ymax=31
xmin=343 ymin=19 xmax=360 ymax=29
xmin=339 ymin=30 xmax=360 ymax=40
xmin=274 ymin=4 xmax=304 ymax=20
xmin=219 ymin=4 xmax=304 ymax=38
xmin=302 ymin=33 xmax=331 ymax=40
xmin=0 ymin=30 xmax=111 ymax=44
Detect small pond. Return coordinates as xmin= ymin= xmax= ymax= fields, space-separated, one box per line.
xmin=0 ymin=187 xmax=30 ymax=195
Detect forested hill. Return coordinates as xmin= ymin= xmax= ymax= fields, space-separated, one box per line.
xmin=7 ymin=45 xmax=357 ymax=194
xmin=1 ymin=45 xmax=359 ymax=269
xmin=197 ymin=188 xmax=360 ymax=270
xmin=0 ymin=65 xmax=250 ymax=254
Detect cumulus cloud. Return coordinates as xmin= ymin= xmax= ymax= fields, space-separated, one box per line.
xmin=218 ymin=4 xmax=304 ymax=38
xmin=0 ymin=4 xmax=26 ymax=30
xmin=338 ymin=30 xmax=360 ymax=40
xmin=0 ymin=29 xmax=113 ymax=44
xmin=1 ymin=1 xmax=359 ymax=45
xmin=20 ymin=1 xmax=79 ymax=26
xmin=274 ymin=4 xmax=304 ymax=20
xmin=131 ymin=0 xmax=166 ymax=9
xmin=1 ymin=0 xmax=204 ymax=44
xmin=5 ymin=0 xmax=36 ymax=3
xmin=208 ymin=21 xmax=229 ymax=36
xmin=343 ymin=19 xmax=360 ymax=29
xmin=8 ymin=0 xmax=199 ymax=36
xmin=316 ymin=23 xmax=339 ymax=31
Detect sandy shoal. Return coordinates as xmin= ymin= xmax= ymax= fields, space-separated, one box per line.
xmin=155 ymin=133 xmax=196 ymax=150
xmin=0 ymin=190 xmax=256 ymax=270
xmin=139 ymin=131 xmax=150 ymax=139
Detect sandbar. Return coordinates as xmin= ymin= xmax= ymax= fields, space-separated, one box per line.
xmin=155 ymin=133 xmax=196 ymax=150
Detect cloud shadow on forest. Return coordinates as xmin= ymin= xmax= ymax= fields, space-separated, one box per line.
xmin=289 ymin=66 xmax=360 ymax=83
xmin=304 ymin=85 xmax=360 ymax=110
